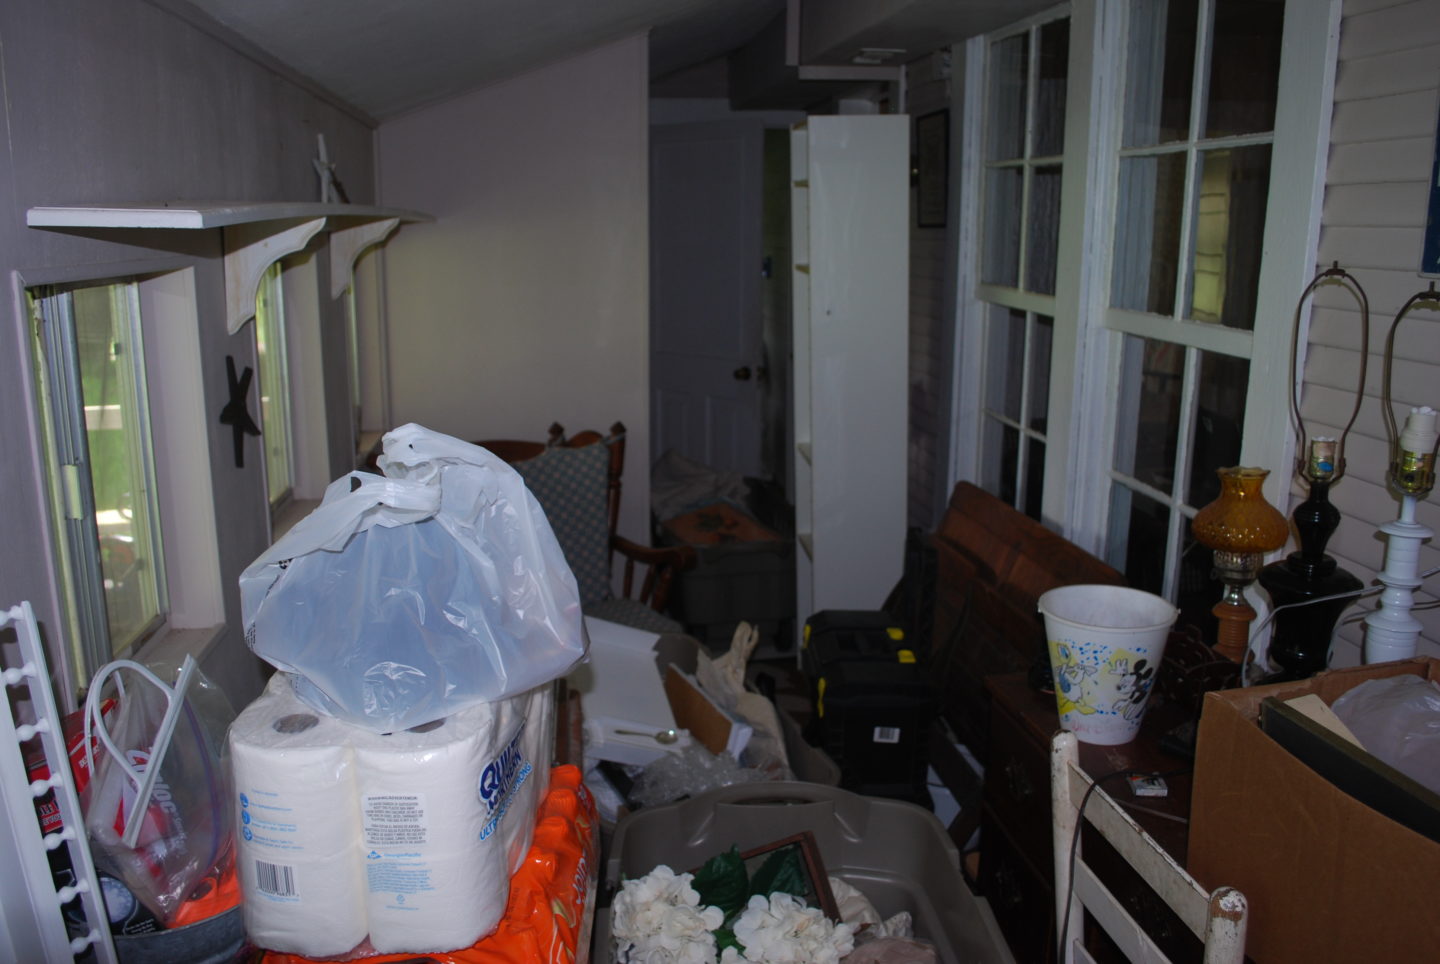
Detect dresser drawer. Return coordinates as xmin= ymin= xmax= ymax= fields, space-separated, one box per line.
xmin=983 ymin=697 xmax=1053 ymax=872
xmin=978 ymin=805 xmax=1054 ymax=964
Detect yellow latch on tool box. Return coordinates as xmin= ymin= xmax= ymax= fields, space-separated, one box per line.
xmin=897 ymin=649 xmax=916 ymax=664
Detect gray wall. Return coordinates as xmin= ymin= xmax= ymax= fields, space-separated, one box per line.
xmin=0 ymin=0 xmax=376 ymax=707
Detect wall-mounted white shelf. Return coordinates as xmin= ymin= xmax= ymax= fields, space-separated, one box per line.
xmin=25 ymin=201 xmax=430 ymax=230
xmin=26 ymin=201 xmax=432 ymax=332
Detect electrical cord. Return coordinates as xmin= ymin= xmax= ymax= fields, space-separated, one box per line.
xmin=1244 ymin=564 xmax=1440 ymax=682
xmin=1056 ymin=766 xmax=1192 ymax=959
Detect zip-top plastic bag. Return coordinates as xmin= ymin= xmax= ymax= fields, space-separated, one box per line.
xmin=240 ymin=423 xmax=588 ymax=733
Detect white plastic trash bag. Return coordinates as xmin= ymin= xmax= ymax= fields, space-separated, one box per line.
xmin=240 ymin=423 xmax=588 ymax=732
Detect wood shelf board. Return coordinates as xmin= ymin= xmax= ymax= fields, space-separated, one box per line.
xmin=27 ymin=200 xmax=433 ymax=230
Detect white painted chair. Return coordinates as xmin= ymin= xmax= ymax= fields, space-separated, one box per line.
xmin=1050 ymin=731 xmax=1247 ymax=963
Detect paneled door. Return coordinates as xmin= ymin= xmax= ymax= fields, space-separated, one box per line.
xmin=650 ymin=120 xmax=765 ymax=480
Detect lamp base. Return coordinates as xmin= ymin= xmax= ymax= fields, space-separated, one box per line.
xmin=1212 ymin=598 xmax=1256 ymax=663
xmin=1209 ymin=550 xmax=1263 ymax=664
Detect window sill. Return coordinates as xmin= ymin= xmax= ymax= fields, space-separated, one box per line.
xmin=134 ymin=623 xmax=226 ymax=671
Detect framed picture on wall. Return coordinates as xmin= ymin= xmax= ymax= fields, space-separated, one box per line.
xmin=916 ymin=109 xmax=949 ymax=229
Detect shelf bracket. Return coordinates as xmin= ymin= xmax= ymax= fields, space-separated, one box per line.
xmin=223 ymin=217 xmax=327 ymax=333
xmin=329 ymin=217 xmax=399 ymax=300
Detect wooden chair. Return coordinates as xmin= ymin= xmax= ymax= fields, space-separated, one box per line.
xmin=1051 ymin=731 xmax=1247 ymax=963
xmin=476 ymin=422 xmax=695 ymax=634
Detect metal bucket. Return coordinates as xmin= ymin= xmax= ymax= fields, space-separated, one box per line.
xmin=113 ymin=906 xmax=246 ymax=964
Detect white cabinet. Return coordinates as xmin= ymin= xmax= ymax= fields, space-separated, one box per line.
xmin=790 ymin=115 xmax=909 ymax=637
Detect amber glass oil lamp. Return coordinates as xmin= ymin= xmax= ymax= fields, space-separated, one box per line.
xmin=1191 ymin=467 xmax=1290 ymax=663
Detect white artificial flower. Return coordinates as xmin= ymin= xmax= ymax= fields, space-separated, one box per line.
xmin=728 ymin=892 xmax=856 ymax=963
xmin=612 ymin=865 xmax=725 ymax=964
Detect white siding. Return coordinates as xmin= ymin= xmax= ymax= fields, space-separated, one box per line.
xmin=1304 ymin=0 xmax=1440 ymax=665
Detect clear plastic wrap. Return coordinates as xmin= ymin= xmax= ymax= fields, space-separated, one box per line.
xmin=240 ymin=424 xmax=588 ymax=733
xmin=629 ymin=741 xmax=769 ymax=809
xmin=81 ymin=657 xmax=235 ymax=926
xmin=1331 ymin=674 xmax=1440 ymax=795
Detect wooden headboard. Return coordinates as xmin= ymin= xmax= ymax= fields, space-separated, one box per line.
xmin=929 ymin=482 xmax=1126 ymax=758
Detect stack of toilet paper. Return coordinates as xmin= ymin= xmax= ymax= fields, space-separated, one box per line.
xmin=229 ymin=674 xmax=553 ymax=957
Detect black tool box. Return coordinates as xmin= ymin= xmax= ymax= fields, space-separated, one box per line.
xmin=801 ymin=610 xmax=936 ymax=805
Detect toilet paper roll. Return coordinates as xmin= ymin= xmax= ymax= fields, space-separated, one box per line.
xmin=353 ymin=693 xmax=518 ymax=953
xmin=499 ymin=684 xmax=552 ymax=874
xmin=230 ymin=674 xmax=368 ymax=957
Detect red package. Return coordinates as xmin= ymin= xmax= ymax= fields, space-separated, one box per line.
xmin=26 ymin=699 xmax=115 ymax=834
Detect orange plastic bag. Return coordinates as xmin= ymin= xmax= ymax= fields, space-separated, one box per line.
xmin=264 ymin=764 xmax=597 ymax=964
xmin=171 ymin=855 xmax=241 ymax=929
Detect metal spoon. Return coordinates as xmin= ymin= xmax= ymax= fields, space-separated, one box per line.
xmin=614 ymin=727 xmax=680 ymax=744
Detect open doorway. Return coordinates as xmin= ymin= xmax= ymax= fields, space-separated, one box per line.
xmin=649 ymin=117 xmax=797 ymax=653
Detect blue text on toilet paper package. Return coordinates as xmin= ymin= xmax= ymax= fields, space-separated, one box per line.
xmin=478 ymin=721 xmax=531 ymax=842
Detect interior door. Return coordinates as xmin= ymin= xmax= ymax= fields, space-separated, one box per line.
xmin=650 ymin=120 xmax=765 ymax=481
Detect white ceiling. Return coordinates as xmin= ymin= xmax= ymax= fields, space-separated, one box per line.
xmin=179 ymin=0 xmax=786 ymax=120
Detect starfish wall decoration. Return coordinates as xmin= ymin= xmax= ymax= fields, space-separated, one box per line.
xmin=219 ymin=354 xmax=261 ymax=468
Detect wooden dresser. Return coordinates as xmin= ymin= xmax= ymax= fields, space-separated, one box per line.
xmin=979 ymin=671 xmax=1202 ymax=963
xmin=921 ymin=482 xmax=1235 ymax=961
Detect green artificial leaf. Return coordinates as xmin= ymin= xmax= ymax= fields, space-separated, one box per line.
xmin=714 ymin=928 xmax=743 ymax=953
xmin=691 ymin=845 xmax=749 ymax=917
xmin=747 ymin=844 xmax=808 ymax=901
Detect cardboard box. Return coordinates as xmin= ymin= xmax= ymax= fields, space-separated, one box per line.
xmin=1188 ymin=658 xmax=1440 ymax=963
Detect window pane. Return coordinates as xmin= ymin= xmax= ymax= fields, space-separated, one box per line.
xmin=981 ymin=418 xmax=1021 ymax=507
xmin=1112 ymin=152 xmax=1187 ymax=314
xmin=1107 ymin=482 xmax=1170 ymax=596
xmin=1122 ymin=0 xmax=1199 ymax=148
xmin=73 ymin=286 xmax=162 ymax=652
xmin=1034 ymin=19 xmax=1070 ymax=157
xmin=256 ymin=265 xmax=292 ymax=504
xmin=985 ymin=306 xmax=1026 ymax=420
xmin=987 ymin=34 xmax=1028 ymax=162
xmin=1026 ymin=165 xmax=1063 ymax=295
xmin=1187 ymin=145 xmax=1271 ymax=329
xmin=1028 ymin=315 xmax=1054 ymax=433
xmin=1024 ymin=436 xmax=1046 ymax=521
xmin=1186 ymin=351 xmax=1249 ymax=507
xmin=1177 ymin=525 xmax=1220 ymax=644
xmin=1113 ymin=335 xmax=1184 ymax=493
xmin=982 ymin=168 xmax=1023 ymax=286
xmin=1205 ymin=0 xmax=1283 ymax=138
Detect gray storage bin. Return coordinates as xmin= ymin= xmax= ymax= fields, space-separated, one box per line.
xmin=600 ymin=782 xmax=1012 ymax=962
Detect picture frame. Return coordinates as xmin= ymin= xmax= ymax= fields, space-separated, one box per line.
xmin=736 ymin=831 xmax=839 ymax=921
xmin=915 ymin=109 xmax=949 ymax=229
